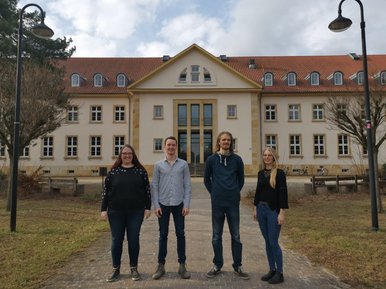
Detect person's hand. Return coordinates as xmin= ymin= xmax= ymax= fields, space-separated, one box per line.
xmin=100 ymin=211 xmax=107 ymax=220
xmin=278 ymin=211 xmax=285 ymax=225
xmin=154 ymin=208 xmax=162 ymax=218
xmin=144 ymin=210 xmax=151 ymax=219
xmin=182 ymin=208 xmax=190 ymax=217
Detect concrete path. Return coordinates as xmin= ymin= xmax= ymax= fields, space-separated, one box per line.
xmin=39 ymin=179 xmax=350 ymax=289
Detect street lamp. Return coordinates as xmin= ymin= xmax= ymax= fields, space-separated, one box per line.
xmin=328 ymin=0 xmax=379 ymax=231
xmin=10 ymin=3 xmax=54 ymax=232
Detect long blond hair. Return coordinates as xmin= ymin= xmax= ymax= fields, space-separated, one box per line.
xmin=263 ymin=147 xmax=279 ymax=189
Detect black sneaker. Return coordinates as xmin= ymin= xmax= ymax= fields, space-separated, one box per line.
xmin=106 ymin=267 xmax=120 ymax=282
xmin=206 ymin=265 xmax=221 ymax=278
xmin=130 ymin=266 xmax=140 ymax=281
xmin=268 ymin=271 xmax=284 ymax=284
xmin=261 ymin=270 xmax=276 ymax=281
xmin=234 ymin=266 xmax=250 ymax=280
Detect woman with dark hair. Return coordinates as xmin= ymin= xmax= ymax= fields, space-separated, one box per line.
xmin=101 ymin=144 xmax=151 ymax=282
xmin=253 ymin=147 xmax=288 ymax=284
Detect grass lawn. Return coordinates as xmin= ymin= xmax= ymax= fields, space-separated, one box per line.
xmin=0 ymin=188 xmax=108 ymax=289
xmin=244 ymin=191 xmax=386 ymax=289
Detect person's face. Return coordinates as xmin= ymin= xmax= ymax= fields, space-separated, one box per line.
xmin=121 ymin=147 xmax=133 ymax=165
xmin=263 ymin=150 xmax=274 ymax=166
xmin=164 ymin=139 xmax=177 ymax=156
xmin=219 ymin=134 xmax=232 ymax=151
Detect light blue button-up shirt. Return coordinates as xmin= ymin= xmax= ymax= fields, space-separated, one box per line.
xmin=151 ymin=157 xmax=192 ymax=209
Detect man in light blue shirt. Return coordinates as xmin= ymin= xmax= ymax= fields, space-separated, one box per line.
xmin=151 ymin=136 xmax=192 ymax=280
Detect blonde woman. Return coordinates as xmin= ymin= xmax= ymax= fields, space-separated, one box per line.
xmin=253 ymin=147 xmax=288 ymax=284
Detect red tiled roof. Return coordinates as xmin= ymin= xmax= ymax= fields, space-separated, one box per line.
xmin=60 ymin=54 xmax=386 ymax=94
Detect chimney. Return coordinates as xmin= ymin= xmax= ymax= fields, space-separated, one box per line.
xmin=162 ymin=55 xmax=171 ymax=62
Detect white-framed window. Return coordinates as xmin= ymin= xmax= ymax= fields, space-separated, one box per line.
xmin=381 ymin=71 xmax=386 ymax=85
xmin=203 ymin=68 xmax=211 ymax=82
xmin=93 ymin=73 xmax=103 ymax=87
xmin=310 ymin=72 xmax=320 ymax=86
xmin=265 ymin=135 xmax=277 ymax=150
xmin=264 ymin=73 xmax=273 ymax=86
xmin=113 ymin=136 xmax=125 ymax=157
xmin=265 ymin=104 xmax=277 ymax=121
xmin=191 ymin=65 xmax=200 ymax=82
xmin=179 ymin=68 xmax=187 ymax=82
xmin=153 ymin=105 xmax=163 ymax=119
xmin=71 ymin=73 xmax=80 ymax=87
xmin=287 ymin=72 xmax=297 ymax=86
xmin=114 ymin=106 xmax=125 ymax=122
xmin=337 ymin=103 xmax=347 ymax=116
xmin=232 ymin=138 xmax=238 ymax=152
xmin=312 ymin=104 xmax=324 ymax=121
xmin=314 ymin=134 xmax=325 ymax=156
xmin=90 ymin=136 xmax=101 ymax=157
xmin=362 ymin=145 xmax=368 ymax=156
xmin=154 ymin=138 xmax=163 ymax=152
xmin=288 ymin=104 xmax=301 ymax=121
xmin=90 ymin=106 xmax=102 ymax=122
xmin=0 ymin=140 xmax=5 ymax=157
xmin=21 ymin=146 xmax=30 ymax=158
xmin=42 ymin=136 xmax=54 ymax=157
xmin=116 ymin=74 xmax=126 ymax=87
xmin=338 ymin=134 xmax=350 ymax=156
xmin=333 ymin=72 xmax=343 ymax=85
xmin=289 ymin=135 xmax=301 ymax=156
xmin=227 ymin=105 xmax=237 ymax=118
xmin=357 ymin=71 xmax=364 ymax=85
xmin=66 ymin=136 xmax=78 ymax=157
xmin=67 ymin=105 xmax=78 ymax=122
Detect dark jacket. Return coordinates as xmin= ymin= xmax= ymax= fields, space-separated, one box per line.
xmin=254 ymin=168 xmax=289 ymax=213
xmin=204 ymin=152 xmax=244 ymax=206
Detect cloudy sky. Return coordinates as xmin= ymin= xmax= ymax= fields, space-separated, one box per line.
xmin=19 ymin=0 xmax=386 ymax=58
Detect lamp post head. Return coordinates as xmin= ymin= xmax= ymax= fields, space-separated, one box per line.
xmin=328 ymin=13 xmax=353 ymax=32
xmin=30 ymin=21 xmax=54 ymax=39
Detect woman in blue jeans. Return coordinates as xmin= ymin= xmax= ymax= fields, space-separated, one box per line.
xmin=101 ymin=144 xmax=151 ymax=282
xmin=253 ymin=147 xmax=288 ymax=284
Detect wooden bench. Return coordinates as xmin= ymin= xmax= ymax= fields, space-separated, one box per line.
xmin=310 ymin=175 xmax=363 ymax=194
xmin=47 ymin=177 xmax=79 ymax=195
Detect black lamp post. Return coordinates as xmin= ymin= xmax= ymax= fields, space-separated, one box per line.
xmin=328 ymin=0 xmax=379 ymax=231
xmin=10 ymin=3 xmax=54 ymax=232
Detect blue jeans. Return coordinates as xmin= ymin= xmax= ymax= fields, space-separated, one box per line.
xmin=211 ymin=204 xmax=243 ymax=269
xmin=108 ymin=209 xmax=144 ymax=267
xmin=256 ymin=203 xmax=283 ymax=273
xmin=157 ymin=203 xmax=186 ymax=264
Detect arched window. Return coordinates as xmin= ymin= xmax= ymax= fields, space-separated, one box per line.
xmin=287 ymin=72 xmax=297 ymax=86
xmin=93 ymin=73 xmax=103 ymax=87
xmin=116 ymin=73 xmax=126 ymax=87
xmin=310 ymin=72 xmax=320 ymax=86
xmin=333 ymin=72 xmax=343 ymax=85
xmin=71 ymin=73 xmax=80 ymax=87
xmin=264 ymin=72 xmax=273 ymax=86
xmin=357 ymin=71 xmax=364 ymax=85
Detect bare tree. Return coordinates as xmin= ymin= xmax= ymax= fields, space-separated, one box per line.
xmin=324 ymin=90 xmax=385 ymax=212
xmin=0 ymin=59 xmax=70 ymax=210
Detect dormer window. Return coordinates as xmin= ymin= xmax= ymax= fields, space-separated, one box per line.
xmin=381 ymin=71 xmax=386 ymax=85
xmin=116 ymin=73 xmax=127 ymax=87
xmin=310 ymin=72 xmax=320 ymax=86
xmin=333 ymin=72 xmax=343 ymax=85
xmin=264 ymin=73 xmax=273 ymax=86
xmin=94 ymin=73 xmax=103 ymax=87
xmin=357 ymin=71 xmax=364 ymax=85
xmin=287 ymin=72 xmax=297 ymax=86
xmin=71 ymin=73 xmax=80 ymax=87
xmin=179 ymin=68 xmax=187 ymax=82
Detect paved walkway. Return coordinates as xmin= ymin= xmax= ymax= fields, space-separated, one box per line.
xmin=39 ymin=179 xmax=350 ymax=289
